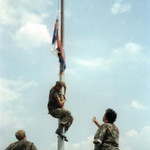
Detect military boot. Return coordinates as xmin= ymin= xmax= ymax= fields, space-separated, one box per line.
xmin=55 ymin=124 xmax=64 ymax=135
xmin=55 ymin=124 xmax=68 ymax=142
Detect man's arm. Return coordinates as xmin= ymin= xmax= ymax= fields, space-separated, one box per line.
xmin=63 ymin=82 xmax=66 ymax=95
xmin=93 ymin=117 xmax=101 ymax=128
xmin=30 ymin=143 xmax=38 ymax=150
xmin=5 ymin=143 xmax=15 ymax=150
xmin=55 ymin=95 xmax=66 ymax=107
xmin=5 ymin=146 xmax=10 ymax=150
xmin=94 ymin=124 xmax=108 ymax=145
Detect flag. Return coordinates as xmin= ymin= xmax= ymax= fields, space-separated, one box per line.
xmin=51 ymin=19 xmax=59 ymax=55
xmin=51 ymin=19 xmax=66 ymax=73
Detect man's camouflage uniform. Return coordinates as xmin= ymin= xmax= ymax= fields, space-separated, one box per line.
xmin=94 ymin=123 xmax=119 ymax=150
xmin=48 ymin=86 xmax=73 ymax=132
xmin=5 ymin=140 xmax=37 ymax=150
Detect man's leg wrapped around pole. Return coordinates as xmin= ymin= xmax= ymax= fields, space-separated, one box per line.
xmin=49 ymin=108 xmax=73 ymax=134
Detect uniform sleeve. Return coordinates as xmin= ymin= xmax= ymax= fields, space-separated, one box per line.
xmin=94 ymin=128 xmax=100 ymax=139
xmin=5 ymin=143 xmax=15 ymax=150
xmin=96 ymin=124 xmax=108 ymax=145
xmin=99 ymin=124 xmax=108 ymax=140
xmin=31 ymin=143 xmax=38 ymax=150
xmin=5 ymin=145 xmax=11 ymax=150
xmin=53 ymin=91 xmax=59 ymax=99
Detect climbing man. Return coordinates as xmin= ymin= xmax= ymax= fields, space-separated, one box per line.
xmin=5 ymin=130 xmax=38 ymax=150
xmin=93 ymin=108 xmax=119 ymax=150
xmin=47 ymin=81 xmax=73 ymax=141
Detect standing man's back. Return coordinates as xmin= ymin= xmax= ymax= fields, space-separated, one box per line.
xmin=5 ymin=130 xmax=38 ymax=150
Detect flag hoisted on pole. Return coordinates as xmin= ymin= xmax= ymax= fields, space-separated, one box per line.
xmin=51 ymin=19 xmax=66 ymax=74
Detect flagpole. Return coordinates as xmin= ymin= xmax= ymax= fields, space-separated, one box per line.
xmin=60 ymin=0 xmax=65 ymax=81
xmin=58 ymin=0 xmax=65 ymax=150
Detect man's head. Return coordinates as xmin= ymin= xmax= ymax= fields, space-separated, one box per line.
xmin=15 ymin=130 xmax=26 ymax=141
xmin=103 ymin=108 xmax=117 ymax=123
xmin=55 ymin=81 xmax=65 ymax=90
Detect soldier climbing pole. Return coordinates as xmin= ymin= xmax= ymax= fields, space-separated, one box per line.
xmin=49 ymin=0 xmax=68 ymax=149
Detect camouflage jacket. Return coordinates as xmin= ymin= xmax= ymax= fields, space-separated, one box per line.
xmin=48 ymin=87 xmax=62 ymax=110
xmin=5 ymin=140 xmax=38 ymax=150
xmin=94 ymin=123 xmax=119 ymax=150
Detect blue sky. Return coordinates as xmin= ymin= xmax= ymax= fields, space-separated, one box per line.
xmin=0 ymin=0 xmax=150 ymax=150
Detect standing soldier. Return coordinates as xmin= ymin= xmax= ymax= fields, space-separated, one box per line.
xmin=47 ymin=81 xmax=73 ymax=140
xmin=5 ymin=130 xmax=38 ymax=150
xmin=93 ymin=108 xmax=119 ymax=150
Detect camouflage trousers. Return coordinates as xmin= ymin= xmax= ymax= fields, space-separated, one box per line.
xmin=49 ymin=108 xmax=73 ymax=132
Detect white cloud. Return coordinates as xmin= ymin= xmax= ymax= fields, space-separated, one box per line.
xmin=0 ymin=0 xmax=42 ymax=26
xmin=111 ymin=2 xmax=131 ymax=15
xmin=73 ymin=57 xmax=112 ymax=71
xmin=124 ymin=42 xmax=141 ymax=55
xmin=0 ymin=77 xmax=36 ymax=127
xmin=44 ymin=136 xmax=94 ymax=150
xmin=112 ymin=42 xmax=142 ymax=61
xmin=73 ymin=42 xmax=142 ymax=71
xmin=0 ymin=0 xmax=51 ymax=26
xmin=130 ymin=100 xmax=146 ymax=110
xmin=16 ymin=80 xmax=37 ymax=91
xmin=126 ymin=129 xmax=139 ymax=138
xmin=0 ymin=109 xmax=25 ymax=128
xmin=66 ymin=69 xmax=80 ymax=79
xmin=120 ymin=126 xmax=150 ymax=150
xmin=15 ymin=22 xmax=51 ymax=50
xmin=0 ymin=0 xmax=16 ymax=25
xmin=0 ymin=84 xmax=19 ymax=102
xmin=66 ymin=136 xmax=94 ymax=150
xmin=0 ymin=78 xmax=37 ymax=102
xmin=20 ymin=12 xmax=43 ymax=25
xmin=0 ymin=78 xmax=36 ymax=128
xmin=45 ymin=136 xmax=94 ymax=150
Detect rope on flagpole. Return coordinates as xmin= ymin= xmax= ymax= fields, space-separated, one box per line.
xmin=56 ymin=0 xmax=60 ymax=20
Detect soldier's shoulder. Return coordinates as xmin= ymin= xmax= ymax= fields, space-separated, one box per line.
xmin=5 ymin=141 xmax=19 ymax=150
xmin=99 ymin=123 xmax=110 ymax=131
xmin=112 ymin=123 xmax=119 ymax=131
xmin=11 ymin=141 xmax=19 ymax=147
xmin=25 ymin=141 xmax=37 ymax=150
xmin=24 ymin=140 xmax=33 ymax=145
xmin=101 ymin=123 xmax=110 ymax=128
xmin=105 ymin=123 xmax=119 ymax=129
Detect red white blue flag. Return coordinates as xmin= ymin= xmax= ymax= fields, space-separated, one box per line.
xmin=51 ymin=19 xmax=66 ymax=73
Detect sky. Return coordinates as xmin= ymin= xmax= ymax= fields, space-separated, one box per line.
xmin=0 ymin=0 xmax=150 ymax=150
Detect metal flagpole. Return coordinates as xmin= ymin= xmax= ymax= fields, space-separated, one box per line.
xmin=58 ymin=0 xmax=65 ymax=150
xmin=60 ymin=0 xmax=65 ymax=81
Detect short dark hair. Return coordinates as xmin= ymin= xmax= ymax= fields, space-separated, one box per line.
xmin=55 ymin=81 xmax=64 ymax=87
xmin=15 ymin=130 xmax=26 ymax=140
xmin=105 ymin=108 xmax=117 ymax=123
